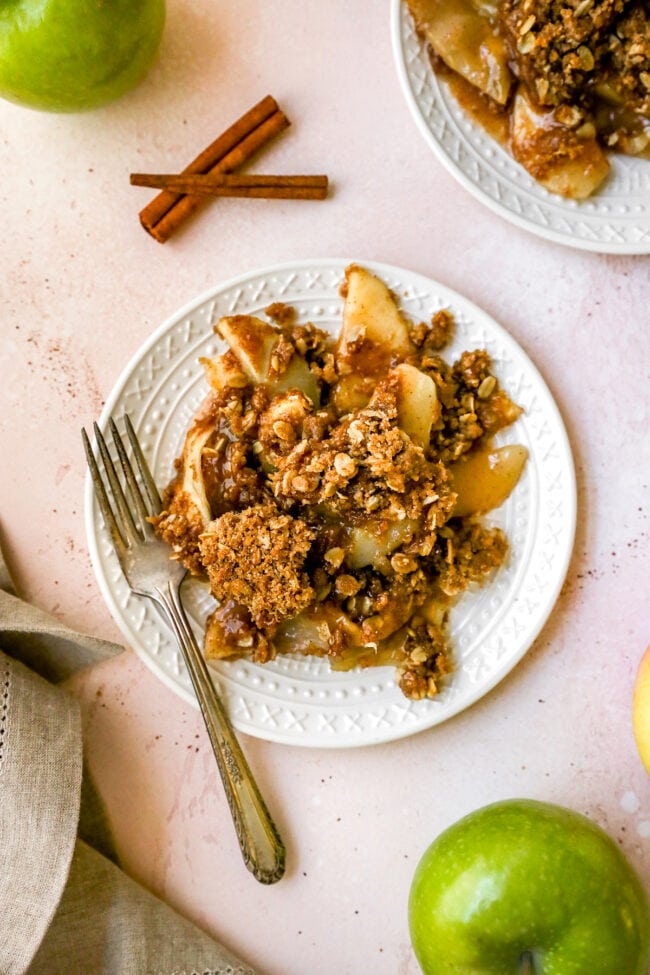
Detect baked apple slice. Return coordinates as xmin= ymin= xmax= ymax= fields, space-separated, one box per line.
xmin=333 ymin=264 xmax=415 ymax=413
xmin=405 ymin=0 xmax=513 ymax=104
xmin=216 ymin=314 xmax=320 ymax=405
xmin=450 ymin=444 xmax=528 ymax=517
xmin=393 ymin=363 xmax=440 ymax=449
xmin=511 ymin=89 xmax=610 ymax=199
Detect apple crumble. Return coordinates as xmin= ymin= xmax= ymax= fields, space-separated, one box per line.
xmin=405 ymin=0 xmax=650 ymax=198
xmin=153 ymin=265 xmax=527 ymax=701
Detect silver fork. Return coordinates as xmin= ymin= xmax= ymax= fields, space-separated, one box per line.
xmin=83 ymin=415 xmax=286 ymax=884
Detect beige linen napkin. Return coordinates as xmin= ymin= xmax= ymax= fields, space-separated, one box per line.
xmin=0 ymin=543 xmax=258 ymax=975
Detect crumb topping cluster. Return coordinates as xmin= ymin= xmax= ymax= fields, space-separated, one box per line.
xmin=501 ymin=0 xmax=650 ymax=114
xmin=199 ymin=504 xmax=316 ymax=628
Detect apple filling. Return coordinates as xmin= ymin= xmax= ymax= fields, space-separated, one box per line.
xmin=404 ymin=0 xmax=650 ymax=199
xmin=153 ymin=265 xmax=527 ymax=701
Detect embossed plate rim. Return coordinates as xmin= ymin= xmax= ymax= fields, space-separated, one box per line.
xmin=391 ymin=0 xmax=650 ymax=255
xmin=85 ymin=258 xmax=576 ymax=748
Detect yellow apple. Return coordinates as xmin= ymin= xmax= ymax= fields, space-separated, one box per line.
xmin=633 ymin=646 xmax=650 ymax=774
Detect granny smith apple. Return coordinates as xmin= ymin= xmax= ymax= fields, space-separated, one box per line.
xmin=0 ymin=0 xmax=165 ymax=112
xmin=409 ymin=799 xmax=650 ymax=975
xmin=633 ymin=646 xmax=650 ymax=774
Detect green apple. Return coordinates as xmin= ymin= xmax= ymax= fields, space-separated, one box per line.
xmin=409 ymin=799 xmax=650 ymax=975
xmin=0 ymin=0 xmax=165 ymax=112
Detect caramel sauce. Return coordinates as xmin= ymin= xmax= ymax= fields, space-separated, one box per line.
xmin=445 ymin=69 xmax=511 ymax=146
xmin=209 ymin=599 xmax=256 ymax=649
xmin=202 ymin=442 xmax=264 ymax=516
xmin=340 ymin=335 xmax=399 ymax=380
xmin=593 ymin=99 xmax=650 ymax=158
xmin=432 ymin=54 xmax=510 ymax=146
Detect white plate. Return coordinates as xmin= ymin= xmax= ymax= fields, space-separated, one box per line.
xmin=85 ymin=259 xmax=576 ymax=748
xmin=392 ymin=0 xmax=650 ymax=254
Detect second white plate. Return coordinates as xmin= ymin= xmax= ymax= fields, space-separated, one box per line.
xmin=392 ymin=0 xmax=650 ymax=254
xmin=85 ymin=259 xmax=576 ymax=747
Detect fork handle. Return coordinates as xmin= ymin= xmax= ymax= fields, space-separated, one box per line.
xmin=153 ymin=581 xmax=286 ymax=884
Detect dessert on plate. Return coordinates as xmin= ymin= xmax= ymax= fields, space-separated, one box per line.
xmin=153 ymin=264 xmax=528 ymax=701
xmin=404 ymin=0 xmax=650 ymax=198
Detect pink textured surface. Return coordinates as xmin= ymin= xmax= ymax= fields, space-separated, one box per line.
xmin=0 ymin=2 xmax=649 ymax=973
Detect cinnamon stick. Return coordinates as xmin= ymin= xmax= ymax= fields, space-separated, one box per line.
xmin=131 ymin=172 xmax=328 ymax=200
xmin=139 ymin=95 xmax=290 ymax=243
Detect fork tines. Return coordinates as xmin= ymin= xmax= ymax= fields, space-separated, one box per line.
xmin=82 ymin=416 xmax=162 ymax=551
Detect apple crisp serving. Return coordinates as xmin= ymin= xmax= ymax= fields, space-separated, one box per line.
xmin=404 ymin=0 xmax=650 ymax=199
xmin=153 ymin=266 xmax=527 ymax=701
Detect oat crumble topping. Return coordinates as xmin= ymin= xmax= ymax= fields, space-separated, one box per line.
xmin=199 ymin=504 xmax=316 ymax=628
